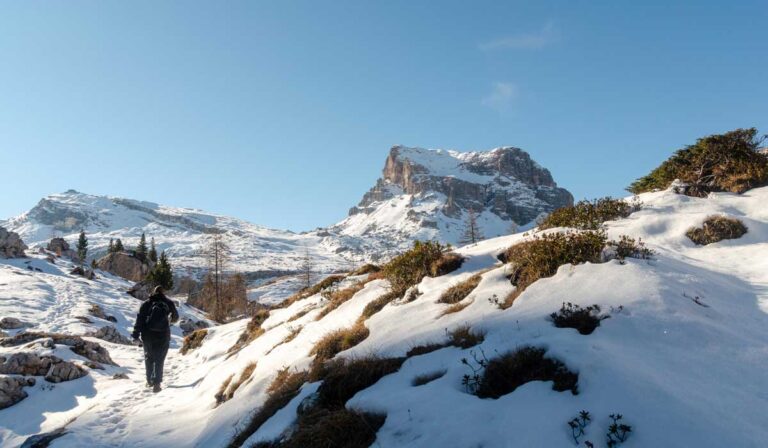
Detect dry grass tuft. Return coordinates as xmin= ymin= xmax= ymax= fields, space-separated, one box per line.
xmin=686 ymin=215 xmax=748 ymax=245
xmin=216 ymin=362 xmax=257 ymax=405
xmin=277 ymin=275 xmax=346 ymax=308
xmin=358 ymin=290 xmax=401 ymax=321
xmin=440 ymin=299 xmax=474 ymax=317
xmin=412 ymin=369 xmax=447 ymax=386
xmin=447 ymin=324 xmax=485 ymax=349
xmin=438 ymin=275 xmax=482 ymax=304
xmin=310 ymin=324 xmax=370 ymax=362
xmin=316 ymin=282 xmax=366 ymax=320
xmin=228 ymin=309 xmax=270 ymax=354
xmin=180 ymin=328 xmax=208 ymax=355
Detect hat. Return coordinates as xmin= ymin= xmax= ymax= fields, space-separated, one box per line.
xmin=152 ymin=285 xmax=164 ymax=295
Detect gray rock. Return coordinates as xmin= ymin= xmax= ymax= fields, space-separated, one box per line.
xmin=112 ymin=373 xmax=129 ymax=380
xmin=0 ymin=375 xmax=36 ymax=409
xmin=0 ymin=317 xmax=30 ymax=330
xmin=0 ymin=332 xmax=116 ymax=365
xmin=88 ymin=304 xmax=117 ymax=323
xmin=0 ymin=227 xmax=27 ymax=258
xmin=96 ymin=252 xmax=154 ymax=282
xmin=127 ymin=280 xmax=153 ymax=301
xmin=46 ymin=237 xmax=77 ymax=259
xmin=70 ymin=266 xmax=96 ymax=280
xmin=86 ymin=326 xmax=133 ymax=345
xmin=179 ymin=318 xmax=209 ymax=336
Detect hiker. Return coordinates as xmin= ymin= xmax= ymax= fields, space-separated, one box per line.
xmin=132 ymin=285 xmax=179 ymax=393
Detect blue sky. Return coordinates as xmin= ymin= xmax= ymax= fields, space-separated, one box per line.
xmin=1 ymin=1 xmax=766 ymax=231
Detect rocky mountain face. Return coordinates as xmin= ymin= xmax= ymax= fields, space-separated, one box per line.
xmin=1 ymin=146 xmax=571 ymax=292
xmin=335 ymin=146 xmax=572 ymax=250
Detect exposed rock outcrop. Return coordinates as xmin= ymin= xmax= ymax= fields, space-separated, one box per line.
xmin=0 ymin=375 xmax=36 ymax=409
xmin=96 ymin=252 xmax=154 ymax=282
xmin=46 ymin=237 xmax=77 ymax=259
xmin=0 ymin=227 xmax=27 ymax=258
xmin=88 ymin=304 xmax=117 ymax=323
xmin=0 ymin=332 xmax=116 ymax=365
xmin=87 ymin=326 xmax=133 ymax=345
xmin=127 ymin=280 xmax=153 ymax=301
xmin=0 ymin=353 xmax=86 ymax=383
xmin=179 ymin=318 xmax=209 ymax=336
xmin=0 ymin=317 xmax=31 ymax=330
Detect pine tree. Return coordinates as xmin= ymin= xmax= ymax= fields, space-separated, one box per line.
xmin=76 ymin=230 xmax=88 ymax=263
xmin=114 ymin=238 xmax=124 ymax=252
xmin=459 ymin=209 xmax=484 ymax=246
xmin=149 ymin=237 xmax=158 ymax=263
xmin=136 ymin=233 xmax=148 ymax=260
xmin=147 ymin=251 xmax=174 ymax=290
xmin=108 ymin=238 xmax=114 ymax=253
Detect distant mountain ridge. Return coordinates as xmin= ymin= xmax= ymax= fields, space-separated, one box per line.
xmin=1 ymin=145 xmax=572 ymax=280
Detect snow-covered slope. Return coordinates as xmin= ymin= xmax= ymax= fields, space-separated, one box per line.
xmin=2 ymin=185 xmax=767 ymax=447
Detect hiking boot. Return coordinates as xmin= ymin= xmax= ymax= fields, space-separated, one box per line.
xmin=152 ymin=383 xmax=162 ymax=393
xmin=145 ymin=382 xmax=153 ymax=388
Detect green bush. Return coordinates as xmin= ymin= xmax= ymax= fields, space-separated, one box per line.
xmin=539 ymin=197 xmax=638 ymax=230
xmin=550 ymin=303 xmax=607 ymax=335
xmin=502 ymin=231 xmax=607 ymax=308
xmin=382 ymin=241 xmax=451 ymax=294
xmin=686 ymin=215 xmax=748 ymax=245
xmin=628 ymin=128 xmax=768 ymax=196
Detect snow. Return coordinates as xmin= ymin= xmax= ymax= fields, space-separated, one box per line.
xmin=1 ymin=185 xmax=767 ymax=447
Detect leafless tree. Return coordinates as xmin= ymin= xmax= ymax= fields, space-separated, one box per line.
xmin=204 ymin=233 xmax=230 ymax=321
xmin=460 ymin=208 xmax=484 ymax=246
xmin=299 ymin=246 xmax=312 ymax=289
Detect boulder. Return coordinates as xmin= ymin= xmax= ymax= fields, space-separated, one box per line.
xmin=0 ymin=375 xmax=36 ymax=409
xmin=96 ymin=252 xmax=154 ymax=282
xmin=70 ymin=266 xmax=96 ymax=280
xmin=0 ymin=227 xmax=27 ymax=258
xmin=127 ymin=280 xmax=152 ymax=301
xmin=0 ymin=352 xmax=85 ymax=382
xmin=88 ymin=304 xmax=117 ymax=323
xmin=0 ymin=332 xmax=116 ymax=365
xmin=87 ymin=326 xmax=133 ymax=345
xmin=0 ymin=317 xmax=30 ymax=330
xmin=46 ymin=237 xmax=76 ymax=259
xmin=179 ymin=318 xmax=209 ymax=336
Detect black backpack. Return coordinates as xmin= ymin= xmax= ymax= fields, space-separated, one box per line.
xmin=145 ymin=300 xmax=170 ymax=332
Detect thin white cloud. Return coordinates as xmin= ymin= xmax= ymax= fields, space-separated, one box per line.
xmin=482 ymin=82 xmax=518 ymax=110
xmin=479 ymin=20 xmax=558 ymax=51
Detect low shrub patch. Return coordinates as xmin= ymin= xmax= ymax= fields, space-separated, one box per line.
xmin=216 ymin=362 xmax=257 ymax=405
xmin=686 ymin=215 xmax=748 ymax=245
xmin=278 ymin=275 xmax=346 ymax=308
xmin=228 ymin=309 xmax=270 ymax=354
xmin=462 ymin=346 xmax=578 ymax=398
xmin=627 ymin=127 xmax=768 ymax=196
xmin=180 ymin=328 xmax=208 ymax=355
xmin=311 ymin=324 xmax=370 ymax=362
xmin=440 ymin=299 xmax=474 ymax=317
xmin=316 ymin=282 xmax=366 ymax=320
xmin=447 ymin=324 xmax=486 ymax=349
xmin=262 ymin=408 xmax=386 ymax=448
xmin=438 ymin=275 xmax=482 ymax=304
xmin=359 ymin=290 xmax=400 ymax=321
xmin=606 ymin=235 xmax=654 ymax=261
xmin=381 ymin=241 xmax=463 ymax=294
xmin=539 ymin=197 xmax=639 ymax=230
xmin=412 ymin=369 xmax=446 ymax=387
xmin=315 ymin=356 xmax=406 ymax=408
xmin=406 ymin=341 xmax=450 ymax=357
xmin=502 ymin=231 xmax=606 ymax=307
xmin=228 ymin=369 xmax=309 ymax=448
xmin=350 ymin=263 xmax=380 ymax=276
xmin=550 ymin=303 xmax=608 ymax=335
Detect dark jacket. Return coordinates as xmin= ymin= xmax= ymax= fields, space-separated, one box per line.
xmin=132 ymin=293 xmax=180 ymax=339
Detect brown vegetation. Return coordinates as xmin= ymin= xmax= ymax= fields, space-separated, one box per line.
xmin=180 ymin=329 xmax=208 ymax=355
xmin=686 ymin=215 xmax=748 ymax=245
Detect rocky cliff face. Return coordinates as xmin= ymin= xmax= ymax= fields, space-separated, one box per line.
xmin=0 ymin=227 xmax=27 ymax=258
xmin=338 ymin=146 xmax=572 ymax=248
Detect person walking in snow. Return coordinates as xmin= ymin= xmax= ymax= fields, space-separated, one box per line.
xmin=132 ymin=285 xmax=179 ymax=393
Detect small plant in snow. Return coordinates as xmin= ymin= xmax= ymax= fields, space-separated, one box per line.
xmin=567 ymin=410 xmax=592 ymax=445
xmin=460 ymin=349 xmax=488 ymax=395
xmin=551 ymin=303 xmax=609 ymax=335
xmin=606 ymin=413 xmax=632 ymax=447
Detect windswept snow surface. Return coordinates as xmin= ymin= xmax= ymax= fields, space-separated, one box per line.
xmin=1 ymin=186 xmax=768 ymax=447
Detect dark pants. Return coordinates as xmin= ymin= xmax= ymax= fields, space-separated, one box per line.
xmin=142 ymin=331 xmax=170 ymax=385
